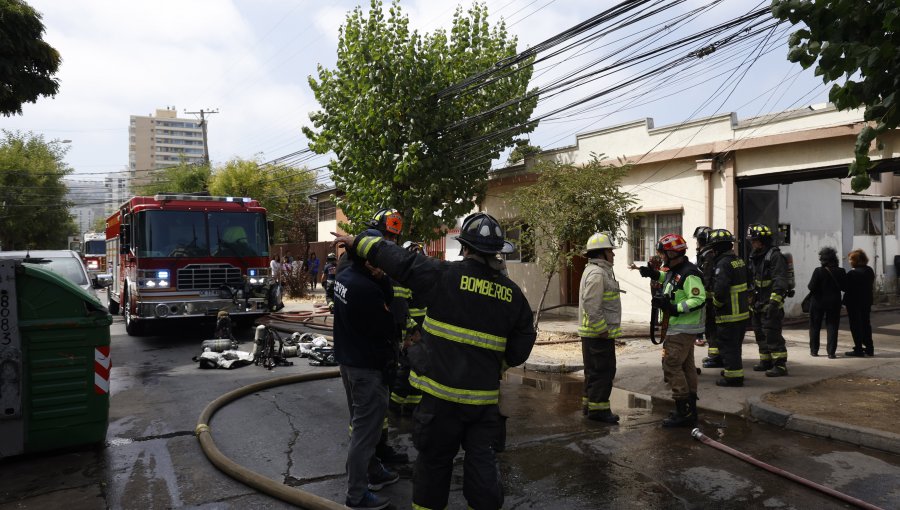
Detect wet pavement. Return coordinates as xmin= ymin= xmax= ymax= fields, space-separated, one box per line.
xmin=533 ymin=306 xmax=900 ymax=454
xmin=1 ymin=293 xmax=898 ymax=509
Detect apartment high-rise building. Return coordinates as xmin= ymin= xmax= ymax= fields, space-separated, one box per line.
xmin=104 ymin=172 xmax=130 ymax=216
xmin=65 ymin=178 xmax=107 ymax=234
xmin=128 ymin=106 xmax=206 ymax=188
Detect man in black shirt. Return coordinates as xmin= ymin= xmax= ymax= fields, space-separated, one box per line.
xmin=333 ymin=229 xmax=399 ymax=510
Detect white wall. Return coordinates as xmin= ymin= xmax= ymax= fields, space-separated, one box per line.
xmin=317 ymin=220 xmax=337 ymax=243
xmin=776 ymin=180 xmax=843 ymax=315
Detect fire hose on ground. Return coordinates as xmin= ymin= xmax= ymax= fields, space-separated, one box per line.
xmin=267 ymin=308 xmax=335 ymax=333
xmin=195 ymin=369 xmax=348 ymax=510
xmin=691 ymin=428 xmax=885 ymax=510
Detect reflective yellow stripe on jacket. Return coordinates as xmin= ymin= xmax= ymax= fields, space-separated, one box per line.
xmin=357 ymin=235 xmax=382 ymax=258
xmin=393 ymin=286 xmax=412 ymax=299
xmin=578 ymin=311 xmax=608 ymax=337
xmin=717 ymin=283 xmax=749 ymax=323
xmin=409 ymin=371 xmax=499 ymax=405
xmin=423 ymin=316 xmax=506 ymax=352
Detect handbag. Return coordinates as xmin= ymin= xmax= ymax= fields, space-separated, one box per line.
xmin=801 ymin=293 xmax=812 ymax=313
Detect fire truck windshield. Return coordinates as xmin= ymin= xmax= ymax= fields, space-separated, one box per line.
xmin=135 ymin=211 xmax=269 ymax=258
xmin=84 ymin=240 xmax=106 ymax=255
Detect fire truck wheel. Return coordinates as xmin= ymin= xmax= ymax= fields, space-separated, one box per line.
xmin=124 ymin=293 xmax=144 ymax=336
xmin=108 ymin=296 xmax=119 ymax=315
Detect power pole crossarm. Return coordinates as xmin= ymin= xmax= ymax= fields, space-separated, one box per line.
xmin=184 ymin=108 xmax=219 ymax=165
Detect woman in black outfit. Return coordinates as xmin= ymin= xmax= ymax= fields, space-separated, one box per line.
xmin=807 ymin=246 xmax=845 ymax=358
xmin=843 ymin=249 xmax=875 ymax=356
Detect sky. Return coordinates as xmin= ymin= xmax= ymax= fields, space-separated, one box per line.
xmin=4 ymin=0 xmax=829 ymax=184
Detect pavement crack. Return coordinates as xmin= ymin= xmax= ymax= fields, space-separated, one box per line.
xmin=269 ymin=394 xmax=301 ymax=482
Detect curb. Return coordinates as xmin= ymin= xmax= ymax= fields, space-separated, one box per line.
xmin=748 ymin=396 xmax=900 ymax=455
xmin=524 ymin=359 xmax=584 ymax=373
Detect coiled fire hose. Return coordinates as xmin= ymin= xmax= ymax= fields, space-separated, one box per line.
xmin=691 ymin=429 xmax=884 ymax=510
xmin=195 ymin=369 xmax=348 ymax=509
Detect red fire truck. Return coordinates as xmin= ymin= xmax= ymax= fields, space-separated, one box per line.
xmin=105 ymin=194 xmax=279 ymax=336
xmin=82 ymin=232 xmax=107 ymax=276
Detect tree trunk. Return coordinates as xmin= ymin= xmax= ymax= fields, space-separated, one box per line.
xmin=533 ymin=271 xmax=555 ymax=331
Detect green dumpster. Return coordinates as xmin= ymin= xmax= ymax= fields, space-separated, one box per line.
xmin=0 ymin=261 xmax=112 ymax=457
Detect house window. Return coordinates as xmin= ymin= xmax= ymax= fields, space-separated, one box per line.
xmin=630 ymin=212 xmax=683 ymax=262
xmin=502 ymin=223 xmax=534 ymax=263
xmin=318 ymin=200 xmax=335 ymax=222
xmin=853 ymin=203 xmax=896 ymax=235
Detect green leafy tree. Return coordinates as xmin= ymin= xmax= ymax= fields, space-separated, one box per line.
xmin=134 ymin=160 xmax=211 ymax=195
xmin=208 ymin=157 xmax=320 ymax=243
xmin=507 ymin=141 xmax=542 ymax=165
xmin=509 ymin=156 xmax=635 ymax=328
xmin=207 ymin=158 xmax=268 ymax=197
xmin=772 ymin=0 xmax=899 ymax=191
xmin=304 ymin=0 xmax=537 ymax=238
xmin=0 ymin=0 xmax=62 ymax=116
xmin=0 ymin=131 xmax=77 ymax=249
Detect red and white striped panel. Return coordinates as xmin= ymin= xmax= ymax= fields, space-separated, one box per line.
xmin=94 ymin=346 xmax=111 ymax=395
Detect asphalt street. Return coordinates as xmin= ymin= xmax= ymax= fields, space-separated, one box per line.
xmin=0 ymin=314 xmax=898 ymax=509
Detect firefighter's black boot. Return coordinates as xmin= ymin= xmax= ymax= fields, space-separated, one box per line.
xmin=716 ymin=376 xmax=744 ymax=387
xmin=375 ymin=430 xmax=408 ymax=464
xmin=587 ymin=409 xmax=620 ymax=424
xmin=702 ymin=356 xmax=724 ymax=368
xmin=662 ymin=399 xmax=696 ymax=428
xmin=752 ymin=360 xmax=773 ymax=372
xmin=765 ymin=364 xmax=788 ymax=377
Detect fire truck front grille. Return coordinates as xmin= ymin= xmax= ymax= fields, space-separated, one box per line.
xmin=177 ymin=264 xmax=243 ymax=290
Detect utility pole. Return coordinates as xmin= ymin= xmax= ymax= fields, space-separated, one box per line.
xmin=184 ymin=108 xmax=218 ymax=166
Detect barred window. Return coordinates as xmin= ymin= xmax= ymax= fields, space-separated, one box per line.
xmin=630 ymin=212 xmax=682 ymax=263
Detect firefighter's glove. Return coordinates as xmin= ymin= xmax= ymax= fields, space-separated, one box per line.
xmin=651 ymin=295 xmax=679 ymax=316
xmin=639 ymin=266 xmax=659 ymax=279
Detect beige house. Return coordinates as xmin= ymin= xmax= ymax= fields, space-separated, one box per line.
xmin=484 ymin=104 xmax=899 ymax=320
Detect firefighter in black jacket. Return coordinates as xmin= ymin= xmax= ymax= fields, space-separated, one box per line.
xmin=746 ymin=223 xmax=790 ymax=377
xmin=335 ymin=212 xmax=536 ymax=510
xmin=388 ymin=241 xmax=425 ymax=414
xmin=706 ymin=229 xmax=750 ymax=386
xmin=693 ymin=226 xmax=722 ymax=368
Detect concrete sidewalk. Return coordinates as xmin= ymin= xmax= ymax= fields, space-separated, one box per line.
xmin=533 ymin=308 xmax=900 ymax=455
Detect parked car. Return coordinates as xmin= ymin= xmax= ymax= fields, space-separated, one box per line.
xmin=0 ymin=250 xmax=110 ymax=298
